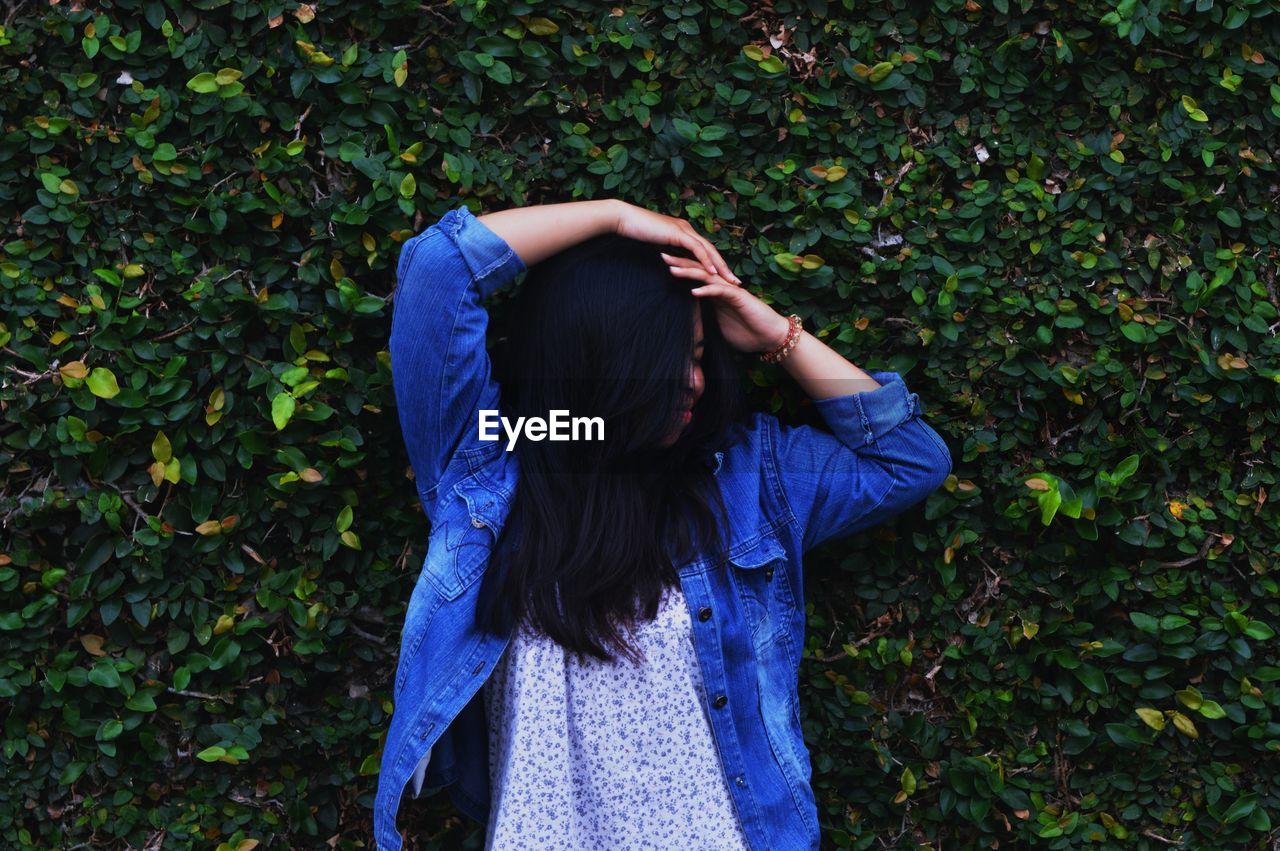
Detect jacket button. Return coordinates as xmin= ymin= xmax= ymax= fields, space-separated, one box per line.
xmin=698 ymin=606 xmax=712 ymax=621
xmin=764 ymin=567 xmax=774 ymax=581
xmin=471 ymin=517 xmax=485 ymax=528
xmin=713 ymin=694 xmax=727 ymax=709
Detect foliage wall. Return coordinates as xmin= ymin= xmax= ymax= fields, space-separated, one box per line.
xmin=2 ymin=0 xmax=1279 ymax=848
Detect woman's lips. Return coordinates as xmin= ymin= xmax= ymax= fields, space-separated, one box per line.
xmin=679 ymin=409 xmax=693 ymax=424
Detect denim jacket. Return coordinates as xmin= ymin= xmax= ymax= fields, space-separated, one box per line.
xmin=375 ymin=204 xmax=953 ymax=851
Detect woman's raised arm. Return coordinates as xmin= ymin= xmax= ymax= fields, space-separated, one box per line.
xmin=476 ymin=199 xmax=619 ymax=268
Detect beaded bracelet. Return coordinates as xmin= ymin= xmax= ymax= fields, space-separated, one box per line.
xmin=760 ymin=314 xmax=803 ymax=364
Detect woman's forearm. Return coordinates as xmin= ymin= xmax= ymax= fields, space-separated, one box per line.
xmin=477 ymin=200 xmax=620 ymax=268
xmin=779 ymin=331 xmax=881 ymax=400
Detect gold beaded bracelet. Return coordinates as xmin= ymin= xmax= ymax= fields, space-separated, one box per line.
xmin=760 ymin=314 xmax=803 ymax=364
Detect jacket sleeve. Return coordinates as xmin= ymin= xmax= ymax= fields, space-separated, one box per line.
xmin=388 ymin=204 xmax=526 ymax=518
xmin=768 ymin=371 xmax=953 ymax=552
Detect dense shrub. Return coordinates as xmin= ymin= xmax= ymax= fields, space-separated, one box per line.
xmin=2 ymin=0 xmax=1278 ymax=848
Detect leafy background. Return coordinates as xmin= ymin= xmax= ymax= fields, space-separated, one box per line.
xmin=3 ymin=0 xmax=1279 ymax=848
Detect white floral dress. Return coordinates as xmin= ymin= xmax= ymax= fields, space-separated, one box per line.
xmin=481 ymin=582 xmax=753 ymax=850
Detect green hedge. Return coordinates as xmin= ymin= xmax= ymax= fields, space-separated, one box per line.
xmin=3 ymin=0 xmax=1279 ymax=847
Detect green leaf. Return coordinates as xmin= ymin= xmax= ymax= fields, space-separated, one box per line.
xmin=399 ymin=172 xmax=416 ymax=199
xmin=1129 ymin=612 xmax=1159 ymax=633
xmin=1197 ymin=699 xmax=1226 ymax=719
xmin=125 ymin=692 xmax=157 ymax=712
xmin=1244 ymin=620 xmax=1275 ymax=640
xmin=1104 ymin=722 xmax=1151 ymax=750
xmin=1120 ymin=323 xmax=1148 ymax=343
xmin=1223 ymin=793 xmax=1257 ymax=823
xmin=868 ymin=61 xmax=894 ymax=83
xmin=88 ymin=662 xmax=121 ymax=688
xmin=86 ymin=368 xmax=121 ymax=399
xmin=1074 ymin=663 xmax=1109 ymax=695
xmin=186 ymin=72 xmax=219 ymax=93
xmin=757 ymin=56 xmax=785 ymax=74
xmin=1217 ymin=208 xmax=1241 ymax=228
xmin=1027 ymin=153 xmax=1045 ymax=181
xmin=195 ymin=745 xmax=227 ymax=762
xmin=58 ymin=761 xmax=88 ymax=785
xmin=271 ymin=392 xmax=296 ymax=431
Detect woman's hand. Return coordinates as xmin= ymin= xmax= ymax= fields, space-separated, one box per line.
xmin=659 ymin=254 xmax=791 ymax=354
xmin=613 ymin=201 xmax=741 ymax=284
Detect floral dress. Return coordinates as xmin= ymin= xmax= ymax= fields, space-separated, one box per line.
xmin=481 ymin=582 xmax=754 ymax=850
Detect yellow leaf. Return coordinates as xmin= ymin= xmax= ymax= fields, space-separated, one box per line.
xmin=299 ymin=467 xmax=323 ymax=483
xmin=80 ymin=634 xmax=107 ymax=656
xmin=213 ymin=614 xmax=235 ymax=635
xmin=152 ymin=431 xmax=172 ymax=463
xmin=526 ymin=16 xmax=559 ymax=35
xmin=60 ymin=360 xmax=89 ymax=380
xmin=195 ymin=520 xmax=223 ymax=536
xmin=1024 ymin=476 xmax=1051 ymax=491
xmin=1170 ymin=711 xmax=1198 ymax=738
xmin=742 ymin=45 xmax=764 ymax=61
xmin=293 ymin=3 xmax=315 ymax=22
xmin=1175 ymin=687 xmax=1202 ymax=710
xmin=123 ymin=264 xmax=145 ymax=278
xmin=825 ymin=165 xmax=848 ymax=182
xmin=1135 ymin=707 xmax=1166 ymax=730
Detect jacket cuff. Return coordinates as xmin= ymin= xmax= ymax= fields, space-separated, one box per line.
xmin=441 ymin=204 xmax=527 ymax=300
xmin=810 ymin=371 xmax=920 ymax=452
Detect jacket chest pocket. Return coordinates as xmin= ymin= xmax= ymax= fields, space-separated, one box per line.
xmin=726 ymin=532 xmax=795 ymax=646
xmin=423 ymin=474 xmax=508 ymax=601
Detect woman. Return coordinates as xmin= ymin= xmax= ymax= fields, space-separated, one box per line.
xmin=375 ymin=199 xmax=953 ymax=851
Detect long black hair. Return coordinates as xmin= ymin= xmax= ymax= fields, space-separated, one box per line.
xmin=476 ymin=233 xmax=747 ymax=666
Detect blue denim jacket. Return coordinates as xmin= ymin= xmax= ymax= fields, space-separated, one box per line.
xmin=375 ymin=204 xmax=953 ymax=851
